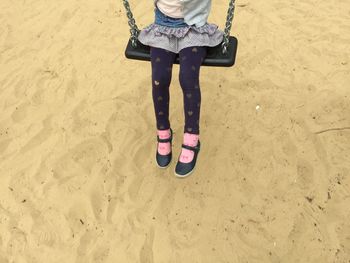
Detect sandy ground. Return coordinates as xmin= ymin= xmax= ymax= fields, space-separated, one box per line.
xmin=0 ymin=0 xmax=350 ymax=262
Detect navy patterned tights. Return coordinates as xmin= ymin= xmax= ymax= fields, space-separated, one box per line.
xmin=151 ymin=46 xmax=207 ymax=134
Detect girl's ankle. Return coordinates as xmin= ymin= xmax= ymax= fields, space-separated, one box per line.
xmin=157 ymin=128 xmax=171 ymax=155
xmin=183 ymin=132 xmax=199 ymax=147
xmin=157 ymin=128 xmax=171 ymax=139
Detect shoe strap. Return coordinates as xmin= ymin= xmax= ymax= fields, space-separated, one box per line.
xmin=181 ymin=141 xmax=200 ymax=153
xmin=157 ymin=137 xmax=172 ymax=143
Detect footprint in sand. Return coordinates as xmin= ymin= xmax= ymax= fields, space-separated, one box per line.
xmin=7 ymin=228 xmax=27 ymax=255
xmin=76 ymin=231 xmax=100 ymax=263
xmin=30 ymin=208 xmax=70 ymax=248
xmin=167 ymin=200 xmax=203 ymax=249
xmin=52 ymin=138 xmax=108 ymax=194
xmin=296 ymin=158 xmax=314 ymax=189
xmin=89 ymin=182 xmax=107 ymax=221
xmin=286 ymin=213 xmax=309 ymax=250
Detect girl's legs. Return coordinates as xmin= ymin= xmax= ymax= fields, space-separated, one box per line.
xmin=178 ymin=46 xmax=207 ymax=163
xmin=151 ymin=47 xmax=176 ymax=155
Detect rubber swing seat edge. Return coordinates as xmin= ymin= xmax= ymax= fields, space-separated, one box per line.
xmin=124 ymin=36 xmax=238 ymax=67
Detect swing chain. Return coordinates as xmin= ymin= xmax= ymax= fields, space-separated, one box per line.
xmin=122 ymin=0 xmax=140 ymax=48
xmin=222 ymin=0 xmax=235 ymax=54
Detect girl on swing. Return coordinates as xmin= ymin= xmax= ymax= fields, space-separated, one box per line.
xmin=138 ymin=0 xmax=223 ymax=177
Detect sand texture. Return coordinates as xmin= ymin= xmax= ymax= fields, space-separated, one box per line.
xmin=0 ymin=0 xmax=350 ymax=262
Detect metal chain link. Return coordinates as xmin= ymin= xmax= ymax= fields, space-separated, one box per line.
xmin=122 ymin=0 xmax=140 ymax=48
xmin=221 ymin=0 xmax=235 ymax=54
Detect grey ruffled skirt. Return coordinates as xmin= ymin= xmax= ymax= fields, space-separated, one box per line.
xmin=138 ymin=23 xmax=224 ymax=53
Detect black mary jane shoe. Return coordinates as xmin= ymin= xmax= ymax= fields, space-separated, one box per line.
xmin=175 ymin=140 xmax=200 ymax=178
xmin=156 ymin=128 xmax=173 ymax=168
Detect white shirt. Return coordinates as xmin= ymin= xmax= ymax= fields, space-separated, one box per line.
xmin=157 ymin=0 xmax=184 ymax=18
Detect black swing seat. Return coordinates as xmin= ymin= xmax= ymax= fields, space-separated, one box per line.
xmin=125 ymin=36 xmax=238 ymax=67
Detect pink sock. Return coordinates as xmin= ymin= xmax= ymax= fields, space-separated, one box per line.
xmin=179 ymin=133 xmax=199 ymax=163
xmin=157 ymin=129 xmax=171 ymax=155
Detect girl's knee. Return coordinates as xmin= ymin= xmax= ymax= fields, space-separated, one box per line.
xmin=179 ymin=72 xmax=199 ymax=90
xmin=153 ymin=72 xmax=172 ymax=88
